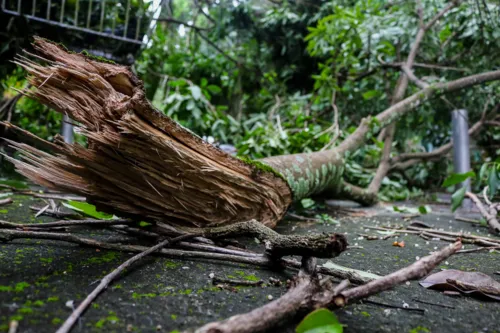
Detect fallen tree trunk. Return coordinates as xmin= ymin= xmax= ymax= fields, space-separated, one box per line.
xmin=4 ymin=37 xmax=500 ymax=228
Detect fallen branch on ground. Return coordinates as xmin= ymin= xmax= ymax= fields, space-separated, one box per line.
xmin=466 ymin=191 xmax=500 ymax=234
xmin=179 ymin=220 xmax=347 ymax=258
xmin=195 ymin=242 xmax=462 ymax=333
xmin=0 ymin=223 xmax=376 ymax=284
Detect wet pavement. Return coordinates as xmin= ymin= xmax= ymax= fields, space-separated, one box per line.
xmin=0 ymin=194 xmax=499 ymax=333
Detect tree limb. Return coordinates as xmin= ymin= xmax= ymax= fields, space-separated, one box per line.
xmin=335 ymin=69 xmax=500 ymax=155
xmin=364 ymin=1 xmax=459 ymax=194
xmin=466 ymin=192 xmax=500 ymax=234
xmin=336 ymin=180 xmax=379 ymax=207
xmin=390 ymin=103 xmax=499 ymax=170
xmin=154 ymin=17 xmax=211 ymax=31
xmin=180 ymin=220 xmax=348 ymax=259
xmin=401 ymin=65 xmax=429 ymax=89
xmin=195 ymin=242 xmax=462 ymax=333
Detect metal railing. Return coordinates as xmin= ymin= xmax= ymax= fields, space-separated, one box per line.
xmin=1 ymin=0 xmax=156 ymax=44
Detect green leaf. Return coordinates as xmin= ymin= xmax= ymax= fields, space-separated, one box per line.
xmin=418 ymin=205 xmax=432 ymax=214
xmin=206 ymin=85 xmax=222 ymax=94
xmin=451 ymin=187 xmax=466 ymax=212
xmin=391 ymin=206 xmax=418 ymax=214
xmin=479 ymin=163 xmax=488 ymax=181
xmin=487 ymin=167 xmax=498 ymax=198
xmin=62 ymin=201 xmax=114 ymax=220
xmin=362 ymin=90 xmax=378 ymax=100
xmin=300 ymin=198 xmax=316 ymax=209
xmin=442 ymin=171 xmax=475 ymax=188
xmin=315 ymin=214 xmax=340 ymax=225
xmin=296 ymin=308 xmax=343 ymax=333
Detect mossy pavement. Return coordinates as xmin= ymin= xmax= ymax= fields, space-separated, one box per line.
xmin=0 ymin=195 xmax=499 ymax=332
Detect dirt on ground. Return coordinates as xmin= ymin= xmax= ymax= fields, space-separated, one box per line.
xmin=0 ymin=194 xmax=499 ymax=333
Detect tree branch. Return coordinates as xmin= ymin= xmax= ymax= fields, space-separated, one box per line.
xmin=335 ymin=69 xmax=500 ymax=155
xmin=195 ymin=242 xmax=462 ymax=333
xmin=401 ymin=65 xmax=429 ymax=89
xmin=181 ymin=220 xmax=348 ymax=259
xmin=390 ymin=103 xmax=499 ymax=169
xmin=196 ymin=32 xmax=241 ymax=66
xmin=466 ymin=192 xmax=500 ymax=234
xmin=424 ymin=2 xmax=458 ymax=31
xmin=154 ymin=17 xmax=211 ymax=31
xmin=335 ymin=180 xmax=379 ymax=206
xmin=364 ymin=0 xmax=459 ymax=194
xmin=377 ymin=56 xmax=469 ymax=72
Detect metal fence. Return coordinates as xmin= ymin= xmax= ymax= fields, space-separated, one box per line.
xmin=1 ymin=0 xmax=157 ymax=44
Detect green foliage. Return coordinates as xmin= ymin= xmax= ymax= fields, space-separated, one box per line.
xmin=1 ymin=68 xmax=62 ymax=141
xmin=300 ymin=198 xmax=316 ymax=210
xmin=296 ymin=308 xmax=343 ymax=333
xmin=2 ymin=0 xmax=500 ymax=201
xmin=442 ymin=171 xmax=476 ymax=188
xmin=392 ymin=205 xmax=431 ymax=214
xmin=315 ymin=214 xmax=340 ymax=225
xmin=451 ymin=187 xmax=466 ymax=212
xmin=447 ymin=160 xmax=500 ymax=212
xmin=62 ymin=201 xmax=114 ymax=220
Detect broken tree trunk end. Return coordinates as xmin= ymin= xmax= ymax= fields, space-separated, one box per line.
xmin=4 ymin=37 xmax=292 ymax=228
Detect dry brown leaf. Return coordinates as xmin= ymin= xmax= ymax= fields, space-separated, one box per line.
xmin=420 ymin=269 xmax=500 ymax=301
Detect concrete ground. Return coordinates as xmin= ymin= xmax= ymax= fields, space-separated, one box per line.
xmin=0 ymin=194 xmax=499 ymax=333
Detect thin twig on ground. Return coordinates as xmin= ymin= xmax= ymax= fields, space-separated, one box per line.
xmin=0 ymin=198 xmax=12 ymax=206
xmin=33 ymin=193 xmax=86 ymax=201
xmin=212 ymin=276 xmax=264 ymax=286
xmin=29 ymin=206 xmax=82 ymax=219
xmin=56 ymin=233 xmax=200 ymax=333
xmin=363 ymin=299 xmax=425 ymax=314
xmin=364 ymin=225 xmax=500 ymax=247
xmin=455 ymin=216 xmax=482 ymax=224
xmin=457 ymin=246 xmax=500 ymax=253
xmin=286 ymin=212 xmax=321 ymax=222
xmin=412 ymin=298 xmax=455 ymax=309
xmin=0 ymin=218 xmax=133 ymax=229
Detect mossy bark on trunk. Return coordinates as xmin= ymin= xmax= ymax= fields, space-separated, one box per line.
xmin=260 ymin=151 xmax=344 ymax=201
